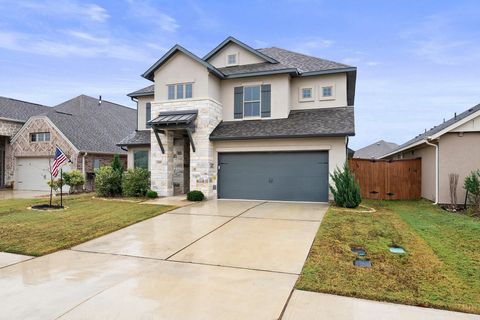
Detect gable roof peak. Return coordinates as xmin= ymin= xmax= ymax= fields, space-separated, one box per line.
xmin=203 ymin=36 xmax=278 ymax=64
xmin=142 ymin=44 xmax=223 ymax=81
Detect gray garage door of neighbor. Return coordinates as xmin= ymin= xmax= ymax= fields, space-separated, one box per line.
xmin=218 ymin=151 xmax=329 ymax=202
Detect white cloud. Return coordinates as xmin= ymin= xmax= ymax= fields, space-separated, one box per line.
xmin=7 ymin=0 xmax=109 ymax=22
xmin=401 ymin=13 xmax=480 ymax=65
xmin=0 ymin=30 xmax=153 ymax=61
xmin=125 ymin=0 xmax=179 ymax=32
xmin=66 ymin=30 xmax=109 ymax=44
xmin=292 ymin=37 xmax=334 ymax=54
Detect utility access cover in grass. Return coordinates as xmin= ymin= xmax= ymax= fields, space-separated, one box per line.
xmin=389 ymin=247 xmax=406 ymax=254
xmin=353 ymin=259 xmax=372 ymax=267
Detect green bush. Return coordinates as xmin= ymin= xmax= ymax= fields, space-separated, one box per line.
xmin=63 ymin=169 xmax=85 ymax=193
xmin=95 ymin=166 xmax=122 ymax=197
xmin=146 ymin=190 xmax=158 ymax=198
xmin=329 ymin=162 xmax=362 ymax=208
xmin=464 ymin=170 xmax=480 ymax=216
xmin=187 ymin=190 xmax=204 ymax=201
xmin=122 ymin=168 xmax=150 ymax=197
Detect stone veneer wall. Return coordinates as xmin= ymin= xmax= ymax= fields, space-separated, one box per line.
xmin=7 ymin=117 xmax=78 ymax=186
xmin=0 ymin=119 xmax=24 ymax=187
xmin=0 ymin=119 xmax=23 ymax=137
xmin=150 ymin=99 xmax=222 ymax=198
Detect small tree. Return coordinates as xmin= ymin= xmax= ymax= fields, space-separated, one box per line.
xmin=122 ymin=168 xmax=150 ymax=197
xmin=47 ymin=178 xmax=63 ymax=194
xmin=63 ymin=170 xmax=85 ymax=194
xmin=330 ymin=162 xmax=362 ymax=208
xmin=464 ymin=170 xmax=480 ymax=216
xmin=111 ymin=154 xmax=124 ymax=173
xmin=95 ymin=166 xmax=122 ymax=197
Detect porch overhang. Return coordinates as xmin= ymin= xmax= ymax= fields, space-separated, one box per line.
xmin=149 ymin=110 xmax=198 ymax=154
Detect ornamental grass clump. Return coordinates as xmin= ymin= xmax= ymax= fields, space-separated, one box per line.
xmin=329 ymin=162 xmax=362 ymax=208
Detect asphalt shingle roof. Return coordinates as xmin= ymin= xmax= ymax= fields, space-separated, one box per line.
xmin=117 ymin=130 xmax=151 ymax=146
xmin=129 ymin=40 xmax=355 ymax=96
xmin=384 ymin=103 xmax=480 ymax=157
xmin=353 ymin=140 xmax=398 ymax=159
xmin=47 ymin=95 xmax=136 ymax=154
xmin=210 ymin=107 xmax=355 ymax=140
xmin=0 ymin=96 xmax=51 ymax=122
xmin=127 ymin=85 xmax=155 ymax=97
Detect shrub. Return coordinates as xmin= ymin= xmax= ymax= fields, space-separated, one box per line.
xmin=122 ymin=168 xmax=150 ymax=197
xmin=464 ymin=170 xmax=480 ymax=216
xmin=111 ymin=154 xmax=124 ymax=173
xmin=146 ymin=190 xmax=158 ymax=198
xmin=187 ymin=190 xmax=204 ymax=201
xmin=95 ymin=166 xmax=122 ymax=197
xmin=63 ymin=170 xmax=85 ymax=193
xmin=329 ymin=162 xmax=362 ymax=208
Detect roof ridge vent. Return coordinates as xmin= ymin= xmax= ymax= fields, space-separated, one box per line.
xmin=55 ymin=110 xmax=73 ymax=116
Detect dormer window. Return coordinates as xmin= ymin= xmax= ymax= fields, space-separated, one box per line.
xmin=226 ymin=53 xmax=238 ymax=66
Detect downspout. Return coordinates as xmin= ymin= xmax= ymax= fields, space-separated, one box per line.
xmin=425 ymin=138 xmax=439 ymax=204
xmin=82 ymin=152 xmax=88 ymax=191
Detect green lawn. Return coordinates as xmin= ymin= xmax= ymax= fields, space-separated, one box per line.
xmin=296 ymin=200 xmax=480 ymax=314
xmin=0 ymin=195 xmax=174 ymax=256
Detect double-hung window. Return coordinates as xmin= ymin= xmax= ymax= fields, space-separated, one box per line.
xmin=243 ymin=85 xmax=261 ymax=117
xmin=167 ymin=83 xmax=193 ymax=100
xmin=146 ymin=102 xmax=151 ymax=128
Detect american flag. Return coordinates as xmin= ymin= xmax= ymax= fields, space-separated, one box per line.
xmin=51 ymin=146 xmax=69 ymax=177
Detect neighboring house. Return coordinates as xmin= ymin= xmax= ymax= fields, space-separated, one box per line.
xmin=119 ymin=36 xmax=356 ymax=202
xmin=0 ymin=95 xmax=135 ymax=191
xmin=353 ymin=140 xmax=398 ymax=159
xmin=381 ymin=104 xmax=480 ymax=204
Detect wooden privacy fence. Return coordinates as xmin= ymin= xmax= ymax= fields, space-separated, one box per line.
xmin=349 ymin=158 xmax=421 ymax=200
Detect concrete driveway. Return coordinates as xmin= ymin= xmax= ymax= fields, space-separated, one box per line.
xmin=1 ymin=200 xmax=477 ymax=320
xmin=0 ymin=200 xmax=326 ymax=319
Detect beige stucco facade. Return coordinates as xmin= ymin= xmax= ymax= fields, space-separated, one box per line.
xmin=388 ymin=114 xmax=480 ymax=204
xmin=290 ymin=73 xmax=347 ymax=109
xmin=136 ymin=96 xmax=153 ymax=131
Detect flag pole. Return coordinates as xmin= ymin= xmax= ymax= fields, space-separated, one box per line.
xmin=60 ymin=169 xmax=63 ymax=208
xmin=49 ymin=159 xmax=53 ymax=207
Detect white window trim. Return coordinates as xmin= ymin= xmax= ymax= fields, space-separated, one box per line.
xmin=318 ymin=84 xmax=336 ymax=101
xmin=299 ymin=87 xmax=315 ymax=102
xmin=226 ymin=52 xmax=239 ymax=66
xmin=166 ymin=82 xmax=194 ymax=100
xmin=243 ymin=85 xmax=261 ymax=119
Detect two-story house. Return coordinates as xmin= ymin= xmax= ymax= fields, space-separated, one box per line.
xmin=119 ymin=37 xmax=356 ymax=202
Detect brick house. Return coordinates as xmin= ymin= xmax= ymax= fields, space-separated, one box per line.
xmin=0 ymin=95 xmax=135 ymax=191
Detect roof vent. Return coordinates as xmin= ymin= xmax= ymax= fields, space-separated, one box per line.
xmin=454 ymin=112 xmax=457 ymax=118
xmin=98 ymin=95 xmax=102 ymax=106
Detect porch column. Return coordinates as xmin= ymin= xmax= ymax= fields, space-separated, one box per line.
xmin=150 ymin=130 xmax=174 ymax=196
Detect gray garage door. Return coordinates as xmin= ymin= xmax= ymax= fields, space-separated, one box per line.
xmin=218 ymin=151 xmax=329 ymax=202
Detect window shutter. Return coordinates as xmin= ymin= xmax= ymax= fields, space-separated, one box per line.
xmin=146 ymin=102 xmax=152 ymax=128
xmin=234 ymin=86 xmax=243 ymax=119
xmin=261 ymin=84 xmax=271 ymax=118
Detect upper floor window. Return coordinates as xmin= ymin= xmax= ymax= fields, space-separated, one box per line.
xmin=146 ymin=102 xmax=151 ymax=128
xmin=322 ymin=86 xmax=333 ymax=97
xmin=167 ymin=83 xmax=193 ymax=100
xmin=299 ymin=87 xmax=314 ymax=102
xmin=244 ymin=86 xmax=261 ymax=117
xmin=93 ymin=159 xmax=101 ymax=170
xmin=226 ymin=53 xmax=238 ymax=66
xmin=31 ymin=132 xmax=50 ymax=142
xmin=234 ymin=84 xmax=271 ymax=119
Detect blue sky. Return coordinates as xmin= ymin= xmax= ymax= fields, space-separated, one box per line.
xmin=0 ymin=0 xmax=479 ymax=149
